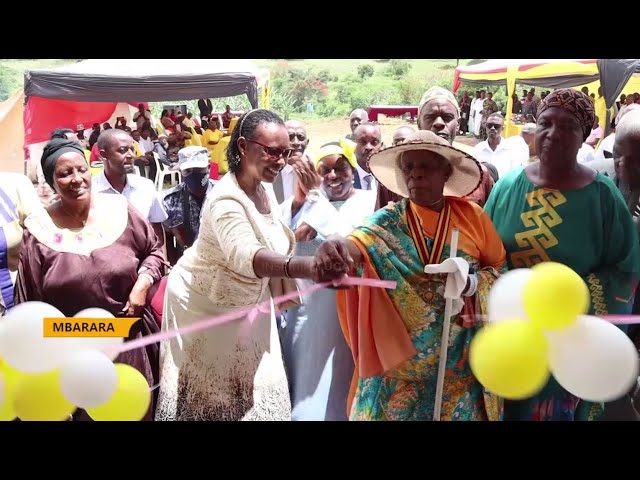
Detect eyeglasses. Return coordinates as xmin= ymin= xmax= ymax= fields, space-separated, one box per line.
xmin=245 ymin=138 xmax=295 ymax=160
xmin=486 ymin=123 xmax=503 ymax=130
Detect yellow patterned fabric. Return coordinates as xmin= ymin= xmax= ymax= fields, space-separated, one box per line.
xmin=511 ymin=189 xmax=567 ymax=267
xmin=485 ymin=168 xmax=639 ymax=316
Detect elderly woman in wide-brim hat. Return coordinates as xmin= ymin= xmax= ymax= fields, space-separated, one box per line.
xmin=484 ymin=88 xmax=640 ymax=421
xmin=314 ymin=130 xmax=507 ymax=421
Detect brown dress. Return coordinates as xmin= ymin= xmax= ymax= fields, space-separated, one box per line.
xmin=14 ymin=193 xmax=164 ymax=421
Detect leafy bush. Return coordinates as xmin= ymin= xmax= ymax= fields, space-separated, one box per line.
xmin=270 ymin=86 xmax=297 ymax=120
xmin=385 ymin=60 xmax=412 ymax=79
xmin=396 ymin=76 xmax=426 ymax=105
xmin=357 ymin=64 xmax=374 ymax=80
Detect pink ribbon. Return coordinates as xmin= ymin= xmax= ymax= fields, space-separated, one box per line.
xmin=459 ymin=314 xmax=640 ymax=325
xmin=599 ymin=315 xmax=640 ymax=325
xmin=107 ymin=276 xmax=397 ymax=356
xmin=109 ymin=275 xmax=638 ymax=358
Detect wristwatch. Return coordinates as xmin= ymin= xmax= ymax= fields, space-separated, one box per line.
xmin=306 ymin=189 xmax=322 ymax=203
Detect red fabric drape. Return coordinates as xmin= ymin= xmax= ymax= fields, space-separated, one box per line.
xmin=24 ymin=97 xmax=148 ymax=146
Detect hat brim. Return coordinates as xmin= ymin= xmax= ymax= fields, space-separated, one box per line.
xmin=369 ymin=141 xmax=483 ymax=198
xmin=180 ymin=160 xmax=209 ymax=170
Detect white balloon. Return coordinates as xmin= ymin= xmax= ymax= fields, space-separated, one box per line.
xmin=70 ymin=309 xmax=123 ymax=360
xmin=59 ymin=350 xmax=118 ymax=409
xmin=75 ymin=308 xmax=115 ymax=319
xmin=488 ymin=268 xmax=533 ymax=323
xmin=548 ymin=315 xmax=639 ymax=402
xmin=0 ymin=302 xmax=69 ymax=372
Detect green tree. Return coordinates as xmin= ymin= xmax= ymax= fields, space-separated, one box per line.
xmin=0 ymin=65 xmax=15 ymax=101
xmin=270 ymin=86 xmax=297 ymax=121
xmin=357 ymin=64 xmax=374 ymax=80
xmin=385 ymin=60 xmax=412 ymax=79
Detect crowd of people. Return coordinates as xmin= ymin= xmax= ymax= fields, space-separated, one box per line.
xmin=1 ymin=81 xmax=640 ymax=421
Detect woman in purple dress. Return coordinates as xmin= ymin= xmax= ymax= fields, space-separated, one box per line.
xmin=14 ymin=137 xmax=164 ymax=421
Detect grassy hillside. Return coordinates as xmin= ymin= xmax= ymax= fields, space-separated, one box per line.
xmin=254 ymin=59 xmax=477 ymax=120
xmin=253 ymin=59 xmax=464 ymax=76
xmin=0 ymin=59 xmax=76 ymax=100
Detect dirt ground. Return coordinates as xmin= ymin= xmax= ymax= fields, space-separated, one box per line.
xmin=303 ymin=114 xmax=479 ymax=152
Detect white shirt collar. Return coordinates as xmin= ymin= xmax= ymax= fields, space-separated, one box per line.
xmin=93 ymin=171 xmax=138 ymax=193
xmin=355 ymin=163 xmax=376 ymax=190
xmin=355 ymin=163 xmax=370 ymax=180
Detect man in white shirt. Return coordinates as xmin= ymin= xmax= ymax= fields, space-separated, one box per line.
xmin=593 ymin=104 xmax=640 ymax=179
xmin=131 ymin=129 xmax=157 ymax=181
xmin=577 ymin=143 xmax=596 ymax=164
xmin=352 ymin=122 xmax=382 ymax=191
xmin=471 ymin=112 xmax=528 ymax=178
xmin=615 ymin=95 xmax=636 ymax=126
xmin=518 ymin=122 xmax=537 ymax=160
xmin=273 ymin=120 xmax=312 ymax=203
xmin=591 ymin=132 xmax=617 ymax=179
xmin=138 ymin=127 xmax=155 ymax=154
xmin=133 ymin=103 xmax=152 ymax=131
xmin=94 ymin=129 xmax=168 ymax=249
xmin=471 ymin=90 xmax=486 ymax=138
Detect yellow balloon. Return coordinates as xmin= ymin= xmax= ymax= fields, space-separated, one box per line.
xmin=86 ymin=364 xmax=150 ymax=421
xmin=523 ymin=262 xmax=589 ymax=330
xmin=470 ymin=320 xmax=550 ymax=400
xmin=13 ymin=370 xmax=76 ymax=421
xmin=0 ymin=358 xmax=24 ymax=421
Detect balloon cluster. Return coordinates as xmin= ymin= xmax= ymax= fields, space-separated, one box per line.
xmin=0 ymin=302 xmax=151 ymax=421
xmin=470 ymin=262 xmax=639 ymax=402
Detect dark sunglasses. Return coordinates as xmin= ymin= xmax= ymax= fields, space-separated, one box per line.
xmin=486 ymin=123 xmax=503 ymax=130
xmin=319 ymin=163 xmax=352 ymax=175
xmin=245 ymin=138 xmax=295 ymax=160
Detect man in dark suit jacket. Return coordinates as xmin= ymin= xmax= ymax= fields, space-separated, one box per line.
xmin=197 ymin=98 xmax=213 ymax=118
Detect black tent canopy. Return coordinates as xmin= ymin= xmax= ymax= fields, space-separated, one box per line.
xmin=598 ymin=59 xmax=640 ymax=109
xmin=24 ymin=59 xmax=263 ymax=107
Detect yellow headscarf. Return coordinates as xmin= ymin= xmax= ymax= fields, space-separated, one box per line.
xmin=313 ymin=138 xmax=358 ymax=169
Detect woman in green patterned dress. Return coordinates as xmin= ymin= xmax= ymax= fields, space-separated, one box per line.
xmin=484 ymin=88 xmax=640 ymax=421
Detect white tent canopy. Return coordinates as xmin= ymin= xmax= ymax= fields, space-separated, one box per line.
xmin=24 ymin=58 xmax=263 ymax=107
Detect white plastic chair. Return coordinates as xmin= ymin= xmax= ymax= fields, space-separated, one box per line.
xmin=153 ymin=152 xmax=181 ymax=192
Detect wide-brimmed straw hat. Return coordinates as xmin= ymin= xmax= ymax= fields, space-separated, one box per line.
xmin=368 ymin=130 xmax=482 ymax=198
